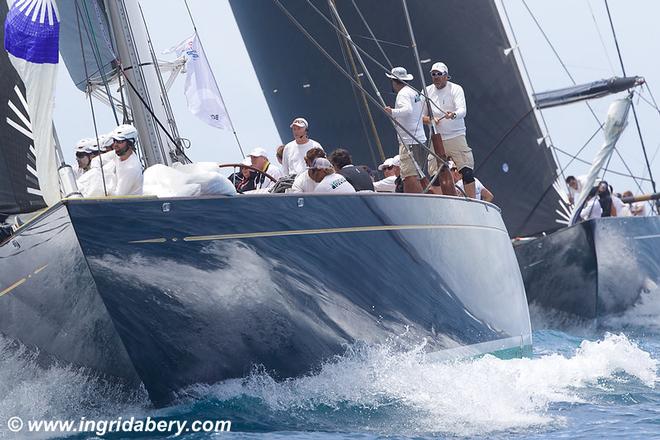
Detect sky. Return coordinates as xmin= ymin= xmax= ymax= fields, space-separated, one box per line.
xmin=53 ymin=0 xmax=659 ymax=196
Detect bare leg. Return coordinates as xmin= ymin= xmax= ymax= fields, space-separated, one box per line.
xmin=403 ymin=176 xmax=423 ymax=193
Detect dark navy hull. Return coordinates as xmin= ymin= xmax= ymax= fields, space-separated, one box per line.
xmin=515 ymin=216 xmax=660 ymax=319
xmin=2 ymin=194 xmax=531 ymax=406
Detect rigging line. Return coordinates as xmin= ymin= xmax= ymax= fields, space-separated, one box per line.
xmin=604 ymin=0 xmax=657 ymax=196
xmin=138 ymin=3 xmax=189 ymax=164
xmin=302 ymin=0 xmax=448 ymax=119
xmin=553 ymin=145 xmax=652 ymax=182
xmin=79 ymin=0 xmax=119 ymax=125
xmin=120 ymin=72 xmax=193 ymax=163
xmin=520 ymin=0 xmax=602 ymax=127
xmin=587 ymin=0 xmax=616 ymax=75
xmin=349 ymin=0 xmax=393 ymax=69
xmin=75 ymin=0 xmax=108 ymax=196
xmin=323 ymin=0 xmax=429 ymax=179
xmin=183 ymin=0 xmax=245 ymax=158
xmin=331 ymin=7 xmax=382 ymax=165
xmin=521 ymin=0 xmax=646 ymax=194
xmin=499 ymin=0 xmax=565 ymax=182
xmin=272 ymin=0 xmax=442 ymax=168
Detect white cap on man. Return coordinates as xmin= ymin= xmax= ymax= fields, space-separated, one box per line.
xmin=385 ymin=66 xmax=413 ymax=81
xmin=247 ymin=147 xmax=268 ymax=158
xmin=378 ymin=155 xmax=402 ymax=171
xmin=307 ymin=157 xmax=333 ymax=170
xmin=430 ymin=62 xmax=449 ymax=76
xmin=290 ymin=117 xmax=308 ymax=129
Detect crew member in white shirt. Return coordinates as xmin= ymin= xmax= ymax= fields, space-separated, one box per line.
xmin=107 ymin=124 xmax=144 ymax=196
xmin=307 ymin=158 xmax=356 ymax=194
xmin=565 ymin=175 xmax=587 ymax=206
xmin=450 ymin=162 xmax=493 ymax=201
xmin=384 ymin=66 xmax=426 ymax=193
xmin=580 ymin=187 xmax=602 ymax=221
xmin=72 ymin=138 xmax=96 ymax=178
xmin=422 ymin=62 xmax=477 ymax=198
xmin=373 ymin=156 xmax=401 ymax=192
xmin=288 ymin=147 xmax=326 ymax=193
xmin=247 ymin=147 xmax=282 ymax=191
xmin=281 ymin=117 xmax=323 ymax=176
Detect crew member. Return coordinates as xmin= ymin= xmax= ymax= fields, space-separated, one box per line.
xmin=72 ymin=138 xmax=96 ymax=178
xmin=422 ymin=62 xmax=477 ymax=198
xmin=307 ymin=157 xmax=355 ymax=193
xmin=384 ymin=66 xmax=426 ymax=193
xmin=288 ymin=147 xmax=326 ymax=193
xmin=373 ymin=156 xmax=401 ymax=192
xmin=450 ymin=161 xmax=493 ymax=201
xmin=328 ymin=148 xmax=374 ymax=191
xmin=107 ymin=124 xmax=144 ymax=196
xmin=247 ymin=147 xmax=283 ymax=190
xmin=281 ymin=117 xmax=323 ymax=176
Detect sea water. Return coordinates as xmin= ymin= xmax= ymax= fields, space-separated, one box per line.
xmin=0 ymin=288 xmax=658 ymax=439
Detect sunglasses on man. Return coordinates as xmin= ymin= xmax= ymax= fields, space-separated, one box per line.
xmin=431 ymin=71 xmax=447 ymax=77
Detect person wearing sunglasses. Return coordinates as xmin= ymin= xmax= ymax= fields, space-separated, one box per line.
xmin=373 ymin=156 xmax=401 ymax=192
xmin=422 ymin=62 xmax=477 ymax=199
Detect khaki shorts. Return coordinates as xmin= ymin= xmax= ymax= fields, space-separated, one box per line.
xmin=399 ymin=143 xmax=426 ymax=178
xmin=428 ymin=135 xmax=474 ymax=176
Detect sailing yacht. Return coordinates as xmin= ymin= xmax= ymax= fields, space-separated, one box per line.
xmin=0 ymin=0 xmax=532 ymax=407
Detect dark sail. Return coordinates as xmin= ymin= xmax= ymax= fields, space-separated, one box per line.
xmin=229 ymin=0 xmax=562 ymax=237
xmin=0 ymin=1 xmax=46 ymax=218
xmin=534 ymin=76 xmax=644 ymax=109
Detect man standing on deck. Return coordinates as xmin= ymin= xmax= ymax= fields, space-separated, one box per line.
xmin=384 ymin=67 xmax=426 ymax=193
xmin=108 ymin=124 xmax=144 ymax=196
xmin=281 ymin=117 xmax=323 ymax=176
xmin=422 ymin=62 xmax=477 ymax=198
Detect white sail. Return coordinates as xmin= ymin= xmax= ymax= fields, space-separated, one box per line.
xmin=4 ymin=0 xmax=61 ymax=206
xmin=569 ymin=96 xmax=632 ymax=225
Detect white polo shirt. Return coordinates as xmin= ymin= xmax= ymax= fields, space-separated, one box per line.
xmin=391 ymin=86 xmax=426 ymax=145
xmin=314 ymin=173 xmax=355 ymax=193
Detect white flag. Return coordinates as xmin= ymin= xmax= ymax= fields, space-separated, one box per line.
xmin=171 ymin=34 xmax=229 ymax=129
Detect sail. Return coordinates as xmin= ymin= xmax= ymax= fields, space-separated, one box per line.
xmin=229 ymin=0 xmax=563 ymax=237
xmin=0 ymin=1 xmax=45 ymax=217
xmin=569 ymin=96 xmax=632 ymax=225
xmin=3 ymin=0 xmax=60 ymax=209
xmin=57 ymin=0 xmax=117 ymax=91
xmin=534 ymin=76 xmax=643 ymax=110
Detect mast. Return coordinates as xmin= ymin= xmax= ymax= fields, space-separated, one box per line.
xmin=104 ymin=0 xmax=179 ymax=166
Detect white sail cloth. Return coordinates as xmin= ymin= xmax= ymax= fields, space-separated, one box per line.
xmin=4 ymin=0 xmax=61 ymax=206
xmin=569 ymin=96 xmax=632 ymax=225
xmin=168 ymin=34 xmax=230 ymax=129
xmin=143 ymin=162 xmax=236 ymax=198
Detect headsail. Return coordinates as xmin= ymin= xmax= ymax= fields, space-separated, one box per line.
xmin=4 ymin=0 xmax=61 ymax=206
xmin=569 ymin=96 xmax=632 ymax=225
xmin=0 ymin=1 xmax=45 ymax=217
xmin=57 ymin=0 xmax=116 ymax=91
xmin=229 ymin=0 xmax=563 ymax=237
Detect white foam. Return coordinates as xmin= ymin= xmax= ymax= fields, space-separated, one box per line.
xmin=191 ymin=333 xmax=658 ymax=437
xmin=0 ymin=336 xmax=148 ymax=439
xmin=604 ymin=283 xmax=660 ymax=330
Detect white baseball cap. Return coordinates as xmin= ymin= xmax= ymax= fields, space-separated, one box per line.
xmin=385 ymin=66 xmax=413 ymax=81
xmin=247 ymin=147 xmax=268 ymax=158
xmin=307 ymin=157 xmax=333 ymax=170
xmin=378 ymin=156 xmax=402 ymax=171
xmin=290 ymin=117 xmax=308 ymax=129
xmin=430 ymin=62 xmax=449 ymax=75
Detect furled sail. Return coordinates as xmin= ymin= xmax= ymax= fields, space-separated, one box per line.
xmin=534 ymin=76 xmax=644 ymax=110
xmin=229 ymin=0 xmax=563 ymax=237
xmin=569 ymin=96 xmax=632 ymax=225
xmin=0 ymin=1 xmax=45 ymax=217
xmin=57 ymin=0 xmax=117 ymax=91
